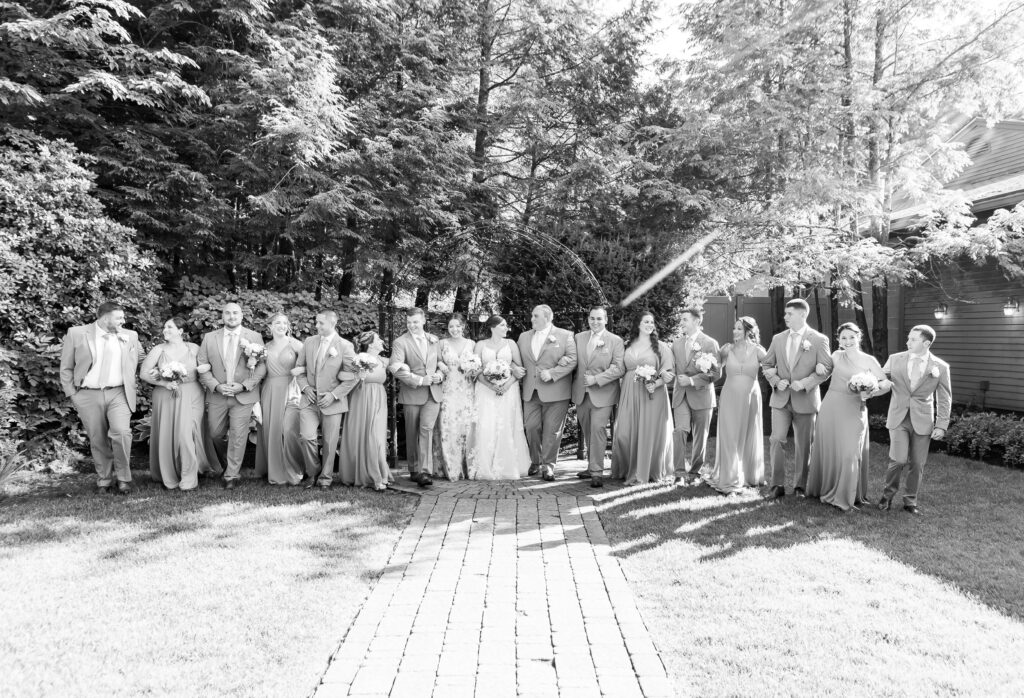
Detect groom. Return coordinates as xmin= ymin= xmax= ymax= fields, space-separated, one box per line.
xmin=519 ymin=305 xmax=577 ymax=481
xmin=572 ymin=305 xmax=624 ymax=487
xmin=878 ymin=325 xmax=952 ymax=516
xmin=671 ymin=306 xmax=721 ymax=486
xmin=761 ymin=298 xmax=832 ymax=499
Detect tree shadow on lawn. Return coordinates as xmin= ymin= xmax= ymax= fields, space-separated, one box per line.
xmin=594 ymin=441 xmax=1024 ymax=622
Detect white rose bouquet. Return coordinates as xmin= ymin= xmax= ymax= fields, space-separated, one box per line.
xmin=156 ymin=361 xmax=188 ymax=398
xmin=354 ymin=353 xmax=380 ymax=372
xmin=848 ymin=372 xmax=879 ymax=401
xmin=633 ymin=364 xmax=658 ymax=400
xmin=694 ymin=352 xmax=719 ymax=375
xmin=459 ymin=354 xmax=482 ymax=375
xmin=482 ymin=360 xmax=511 ymax=390
xmin=240 ymin=340 xmax=267 ymax=379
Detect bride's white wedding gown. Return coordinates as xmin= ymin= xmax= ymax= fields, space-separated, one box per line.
xmin=467 ymin=341 xmax=531 ymax=480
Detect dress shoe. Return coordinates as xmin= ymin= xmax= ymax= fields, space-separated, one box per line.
xmin=542 ymin=465 xmax=556 ymax=482
xmin=590 ymin=477 xmax=604 ymax=488
xmin=854 ymin=497 xmax=872 ymax=507
xmin=116 ymin=482 xmax=131 ymax=495
xmin=904 ymin=504 xmax=921 ymax=516
xmin=415 ymin=472 xmax=433 ymax=488
xmin=877 ymin=497 xmax=891 ymax=511
xmin=528 ymin=464 xmax=540 ymax=477
xmin=96 ymin=484 xmax=112 ymax=495
xmin=224 ymin=480 xmax=237 ymax=490
xmin=769 ymin=486 xmax=785 ymax=499
xmin=577 ymin=470 xmax=592 ymax=479
xmin=794 ymin=487 xmax=805 ymax=497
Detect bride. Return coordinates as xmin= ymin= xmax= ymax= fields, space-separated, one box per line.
xmin=467 ymin=315 xmax=531 ymax=480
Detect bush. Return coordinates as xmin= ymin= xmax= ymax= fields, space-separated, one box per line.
xmin=945 ymin=412 xmax=1024 ymax=468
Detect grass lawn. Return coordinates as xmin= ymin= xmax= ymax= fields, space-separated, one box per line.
xmin=0 ymin=469 xmax=416 ymax=698
xmin=597 ymin=441 xmax=1024 ymax=697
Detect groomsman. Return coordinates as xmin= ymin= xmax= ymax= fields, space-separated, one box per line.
xmin=572 ymin=306 xmax=625 ymax=487
xmin=295 ymin=310 xmax=358 ymax=488
xmin=761 ymin=298 xmax=832 ymax=498
xmin=390 ymin=307 xmax=444 ymax=487
xmin=59 ymin=301 xmax=144 ymax=494
xmin=670 ymin=307 xmax=721 ymax=485
xmin=519 ymin=305 xmax=577 ymax=481
xmin=878 ymin=325 xmax=952 ymax=515
xmin=197 ymin=302 xmax=267 ymax=489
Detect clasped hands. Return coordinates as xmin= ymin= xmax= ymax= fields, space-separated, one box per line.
xmin=301 ymin=385 xmax=337 ymax=408
xmin=217 ymin=382 xmax=246 ymax=397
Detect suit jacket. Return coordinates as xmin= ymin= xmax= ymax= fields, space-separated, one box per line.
xmin=389 ymin=332 xmax=444 ymax=405
xmin=761 ymin=327 xmax=832 ymax=413
xmin=59 ymin=323 xmax=144 ymax=411
xmin=883 ymin=351 xmax=952 ymax=434
xmin=518 ymin=326 xmax=577 ymax=403
xmin=572 ymin=331 xmax=624 ymax=408
xmin=197 ymin=327 xmax=267 ymax=406
xmin=670 ymin=331 xmax=722 ymax=410
xmin=295 ymin=334 xmax=358 ymax=415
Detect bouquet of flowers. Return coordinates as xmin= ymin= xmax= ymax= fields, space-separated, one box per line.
xmin=240 ymin=340 xmax=267 ymax=375
xmin=633 ymin=364 xmax=658 ymax=400
xmin=848 ymin=372 xmax=879 ymax=400
xmin=459 ymin=354 xmax=482 ymax=375
xmin=694 ymin=352 xmax=719 ymax=375
xmin=354 ymin=353 xmax=380 ymax=372
xmin=158 ymin=361 xmax=188 ymax=398
xmin=482 ymin=360 xmax=511 ymax=389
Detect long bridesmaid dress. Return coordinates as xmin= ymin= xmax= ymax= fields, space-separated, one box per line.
xmin=611 ymin=341 xmax=674 ymax=484
xmin=805 ymin=350 xmax=885 ymax=510
xmin=432 ymin=338 xmax=476 ymax=480
xmin=142 ymin=343 xmax=209 ymax=490
xmin=255 ymin=338 xmax=304 ymax=485
xmin=338 ymin=359 xmax=392 ymax=488
xmin=710 ymin=343 xmax=765 ymax=494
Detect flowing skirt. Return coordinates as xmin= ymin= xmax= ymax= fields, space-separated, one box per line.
xmin=710 ymin=375 xmax=764 ymax=493
xmin=806 ymin=390 xmax=869 ymax=510
xmin=149 ymin=382 xmax=209 ymax=490
xmin=467 ymin=382 xmax=531 ymax=480
xmin=255 ymin=376 xmax=303 ymax=485
xmin=338 ymin=382 xmax=392 ymax=488
xmin=611 ymin=376 xmax=674 ymax=484
xmin=433 ymin=373 xmax=475 ymax=481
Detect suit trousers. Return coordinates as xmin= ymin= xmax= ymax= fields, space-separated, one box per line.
xmin=672 ymin=402 xmax=713 ymax=477
xmin=71 ymin=387 xmax=132 ymax=486
xmin=402 ymin=399 xmax=440 ymax=475
xmin=577 ymin=396 xmax=612 ymax=475
xmin=884 ymin=414 xmax=931 ymax=505
xmin=524 ymin=397 xmax=570 ymax=467
xmin=207 ymin=395 xmax=254 ymax=481
xmin=769 ymin=404 xmax=816 ymax=489
xmin=299 ymin=405 xmax=344 ymax=484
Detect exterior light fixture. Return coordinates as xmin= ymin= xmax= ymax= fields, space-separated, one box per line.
xmin=933 ymin=303 xmax=948 ymax=320
xmin=477 ymin=312 xmax=489 ymax=323
xmin=1004 ymin=297 xmax=1019 ymax=316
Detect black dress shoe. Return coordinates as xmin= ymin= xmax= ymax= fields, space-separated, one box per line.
xmin=116 ymin=482 xmax=131 ymax=495
xmin=794 ymin=487 xmax=805 ymax=497
xmin=96 ymin=485 xmax=112 ymax=495
xmin=877 ymin=497 xmax=891 ymax=511
xmin=415 ymin=472 xmax=433 ymax=488
xmin=528 ymin=464 xmax=540 ymax=476
xmin=590 ymin=477 xmax=604 ymax=488
xmin=769 ymin=486 xmax=785 ymax=499
xmin=577 ymin=470 xmax=592 ymax=479
xmin=904 ymin=504 xmax=921 ymax=516
xmin=224 ymin=480 xmax=237 ymax=490
xmin=542 ymin=466 xmax=555 ymax=482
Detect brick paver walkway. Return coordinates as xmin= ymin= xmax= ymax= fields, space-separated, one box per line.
xmin=311 ymin=461 xmax=674 ymax=697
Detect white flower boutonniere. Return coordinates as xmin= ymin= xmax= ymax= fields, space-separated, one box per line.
xmin=929 ymin=366 xmax=940 ymax=378
xmin=427 ymin=334 xmax=439 ymax=345
xmin=690 ymin=340 xmax=700 ymax=353
xmin=117 ymin=334 xmax=128 ymax=344
xmin=594 ymin=338 xmax=606 ymax=349
xmin=801 ymin=339 xmax=812 ymax=352
xmin=547 ymin=335 xmax=557 ymax=344
xmin=327 ymin=347 xmax=338 ymax=358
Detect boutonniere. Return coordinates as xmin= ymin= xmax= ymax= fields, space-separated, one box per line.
xmin=594 ymin=338 xmax=606 ymax=348
xmin=801 ymin=339 xmax=811 ymax=352
xmin=327 ymin=347 xmax=338 ymax=358
xmin=690 ymin=340 xmax=700 ymax=353
xmin=427 ymin=333 xmax=438 ymax=345
xmin=929 ymin=365 xmax=940 ymax=378
xmin=547 ymin=335 xmax=557 ymax=344
xmin=116 ymin=334 xmax=128 ymax=344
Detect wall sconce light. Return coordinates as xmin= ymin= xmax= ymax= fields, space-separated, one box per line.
xmin=477 ymin=312 xmax=490 ymax=323
xmin=933 ymin=303 xmax=948 ymax=320
xmin=1004 ymin=297 xmax=1019 ymax=316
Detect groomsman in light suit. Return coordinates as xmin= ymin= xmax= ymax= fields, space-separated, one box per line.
xmin=60 ymin=301 xmax=144 ymax=494
xmin=671 ymin=306 xmax=722 ymax=486
xmin=572 ymin=306 xmax=625 ymax=488
xmin=295 ymin=310 xmax=358 ymax=488
xmin=761 ymin=298 xmax=833 ymax=499
xmin=519 ymin=305 xmax=578 ymax=481
xmin=197 ymin=302 xmax=267 ymax=489
xmin=878 ymin=325 xmax=952 ymax=516
xmin=390 ymin=307 xmax=444 ymax=488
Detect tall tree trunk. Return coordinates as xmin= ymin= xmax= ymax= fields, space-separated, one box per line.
xmin=829 ymin=273 xmax=840 ymax=340
xmin=853 ymin=280 xmax=873 ymax=355
xmin=453 ymin=286 xmax=472 ymax=314
xmin=871 ymin=279 xmax=889 ymax=362
xmin=865 ymin=9 xmax=890 ymax=362
xmin=769 ymin=285 xmax=787 ymax=335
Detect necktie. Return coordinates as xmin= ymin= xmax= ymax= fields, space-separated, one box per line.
xmin=225 ymin=332 xmax=238 ymax=383
xmin=98 ymin=333 xmax=115 ymax=387
xmin=682 ymin=335 xmax=692 ymax=363
xmin=909 ymin=357 xmax=922 ymax=389
xmin=587 ymin=333 xmax=599 ymax=355
xmin=533 ymin=331 xmax=544 ymax=360
xmin=787 ymin=332 xmax=800 ymax=368
xmin=315 ymin=338 xmax=329 ymax=374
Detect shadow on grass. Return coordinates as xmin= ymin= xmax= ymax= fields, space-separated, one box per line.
xmin=595 ymin=440 xmax=1024 ymax=622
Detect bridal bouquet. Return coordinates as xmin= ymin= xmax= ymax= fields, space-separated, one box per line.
xmin=482 ymin=360 xmax=511 ymax=389
xmin=459 ymin=354 xmax=482 ymax=375
xmin=240 ymin=340 xmax=267 ymax=377
xmin=158 ymin=362 xmax=188 ymax=398
xmin=354 ymin=353 xmax=380 ymax=372
xmin=633 ymin=364 xmax=658 ymax=400
xmin=848 ymin=372 xmax=879 ymax=400
xmin=694 ymin=352 xmax=719 ymax=375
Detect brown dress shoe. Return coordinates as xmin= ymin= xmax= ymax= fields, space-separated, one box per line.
xmin=542 ymin=465 xmax=555 ymax=482
xmin=590 ymin=477 xmax=604 ymax=488
xmin=116 ymin=482 xmax=132 ymax=495
xmin=528 ymin=464 xmax=540 ymax=477
xmin=577 ymin=470 xmax=592 ymax=479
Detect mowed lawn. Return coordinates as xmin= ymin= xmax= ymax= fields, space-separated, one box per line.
xmin=597 ymin=442 xmax=1024 ymax=697
xmin=0 ymin=471 xmax=416 ymax=698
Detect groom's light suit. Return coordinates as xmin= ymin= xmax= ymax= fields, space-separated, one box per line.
xmin=518 ymin=326 xmax=578 ymax=469
xmin=390 ymin=333 xmax=444 ymax=476
xmin=761 ymin=325 xmax=832 ymax=490
xmin=881 ymin=351 xmax=952 ymax=506
xmin=572 ymin=330 xmax=625 ymax=476
xmin=295 ymin=333 xmax=358 ymax=485
xmin=671 ymin=330 xmax=722 ymax=479
xmin=198 ymin=326 xmax=267 ymax=481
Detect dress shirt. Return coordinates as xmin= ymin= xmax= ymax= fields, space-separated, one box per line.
xmin=587 ymin=330 xmax=604 ymax=355
xmin=786 ymin=326 xmax=807 ymax=368
xmin=82 ymin=326 xmax=124 ymax=388
xmin=532 ymin=325 xmax=551 ymax=359
xmin=908 ymin=352 xmax=929 ymax=389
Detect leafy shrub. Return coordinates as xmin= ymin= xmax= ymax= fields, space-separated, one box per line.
xmin=0 ymin=438 xmax=29 ymax=493
xmin=1000 ymin=424 xmax=1024 ymax=470
xmin=945 ymin=412 xmax=1018 ymax=461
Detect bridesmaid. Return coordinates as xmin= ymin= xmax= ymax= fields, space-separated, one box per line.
xmin=611 ymin=311 xmax=675 ymax=485
xmin=338 ymin=331 xmax=392 ymax=490
xmin=709 ymin=317 xmax=767 ymax=495
xmin=141 ymin=317 xmax=209 ymax=491
xmin=806 ymin=322 xmax=889 ymax=511
xmin=433 ymin=314 xmax=477 ymax=480
xmin=255 ymin=313 xmax=304 ymax=485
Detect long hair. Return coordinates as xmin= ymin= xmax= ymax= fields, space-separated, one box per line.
xmin=355 ymin=331 xmax=380 ymax=353
xmin=738 ymin=316 xmax=760 ymax=344
xmin=836 ymin=321 xmax=862 ymax=345
xmin=624 ymin=311 xmax=661 ymax=365
xmin=483 ymin=314 xmax=506 ymax=341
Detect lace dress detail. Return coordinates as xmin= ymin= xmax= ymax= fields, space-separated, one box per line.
xmin=466 ymin=341 xmax=531 ymax=480
xmin=433 ymin=339 xmax=476 ymax=480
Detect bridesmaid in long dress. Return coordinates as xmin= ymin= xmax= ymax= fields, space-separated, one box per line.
xmin=710 ymin=317 xmax=767 ymax=494
xmin=433 ymin=314 xmax=476 ymax=480
xmin=338 ymin=331 xmax=392 ymax=490
xmin=611 ymin=311 xmax=675 ymax=485
xmin=806 ymin=322 xmax=889 ymax=511
xmin=141 ymin=317 xmax=209 ymax=491
xmin=255 ymin=313 xmax=304 ymax=485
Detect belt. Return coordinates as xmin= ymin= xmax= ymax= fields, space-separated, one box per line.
xmin=80 ymin=385 xmax=124 ymax=390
